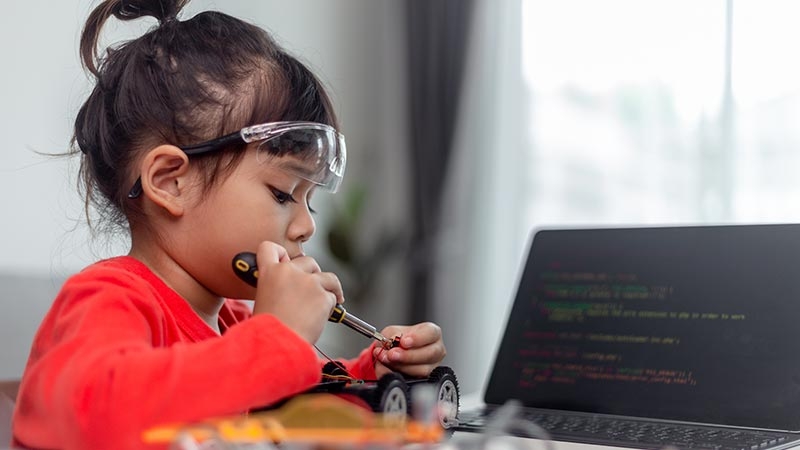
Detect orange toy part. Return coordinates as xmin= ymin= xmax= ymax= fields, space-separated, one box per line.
xmin=142 ymin=393 xmax=444 ymax=446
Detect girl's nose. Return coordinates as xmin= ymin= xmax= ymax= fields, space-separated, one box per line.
xmin=288 ymin=206 xmax=316 ymax=244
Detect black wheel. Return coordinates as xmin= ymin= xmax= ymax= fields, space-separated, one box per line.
xmin=428 ymin=366 xmax=460 ymax=429
xmin=371 ymin=372 xmax=409 ymax=421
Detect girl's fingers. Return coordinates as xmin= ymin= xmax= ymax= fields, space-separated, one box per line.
xmin=380 ymin=322 xmax=443 ymax=349
xmin=317 ymin=272 xmax=344 ymax=304
xmin=256 ymin=241 xmax=290 ymax=267
xmin=383 ymin=341 xmax=446 ymax=365
xmin=290 ymin=255 xmax=322 ymax=273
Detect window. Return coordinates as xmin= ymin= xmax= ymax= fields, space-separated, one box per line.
xmin=521 ymin=0 xmax=800 ymax=226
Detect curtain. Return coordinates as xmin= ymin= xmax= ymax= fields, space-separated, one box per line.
xmin=405 ymin=0 xmax=476 ymax=324
xmin=432 ymin=0 xmax=525 ymax=395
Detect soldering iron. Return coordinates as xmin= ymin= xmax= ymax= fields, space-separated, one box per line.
xmin=232 ymin=251 xmax=395 ymax=349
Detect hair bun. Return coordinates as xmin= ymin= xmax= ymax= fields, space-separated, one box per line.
xmin=113 ymin=0 xmax=188 ymax=23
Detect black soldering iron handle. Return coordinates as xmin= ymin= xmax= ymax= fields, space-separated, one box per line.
xmin=232 ymin=251 xmax=260 ymax=287
xmin=232 ymin=251 xmax=346 ymax=323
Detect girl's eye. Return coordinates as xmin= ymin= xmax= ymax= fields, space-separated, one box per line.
xmin=270 ymin=188 xmax=295 ymax=205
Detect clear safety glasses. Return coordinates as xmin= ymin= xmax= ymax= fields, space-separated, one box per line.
xmin=127 ymin=121 xmax=347 ymax=199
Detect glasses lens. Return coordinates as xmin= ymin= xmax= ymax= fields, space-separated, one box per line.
xmin=256 ymin=126 xmax=346 ymax=193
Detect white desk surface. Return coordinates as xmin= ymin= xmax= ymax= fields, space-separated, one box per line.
xmin=448 ymin=432 xmax=619 ymax=450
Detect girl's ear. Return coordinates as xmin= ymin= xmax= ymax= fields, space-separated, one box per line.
xmin=138 ymin=145 xmax=191 ymax=217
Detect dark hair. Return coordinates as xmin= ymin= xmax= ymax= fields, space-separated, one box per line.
xmin=74 ymin=0 xmax=338 ymax=232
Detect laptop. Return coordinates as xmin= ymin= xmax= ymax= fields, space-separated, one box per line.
xmin=456 ymin=224 xmax=800 ymax=450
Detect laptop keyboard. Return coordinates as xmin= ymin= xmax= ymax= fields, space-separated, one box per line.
xmin=456 ymin=409 xmax=800 ymax=450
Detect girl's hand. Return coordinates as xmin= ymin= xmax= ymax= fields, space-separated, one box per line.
xmin=251 ymin=241 xmax=344 ymax=344
xmin=372 ymin=322 xmax=446 ymax=378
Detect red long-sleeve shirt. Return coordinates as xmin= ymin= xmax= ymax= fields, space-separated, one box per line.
xmin=12 ymin=256 xmax=377 ymax=450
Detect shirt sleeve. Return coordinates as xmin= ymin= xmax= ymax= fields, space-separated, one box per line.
xmin=339 ymin=343 xmax=379 ymax=380
xmin=13 ymin=268 xmax=321 ymax=450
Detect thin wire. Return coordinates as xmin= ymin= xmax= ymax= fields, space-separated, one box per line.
xmin=314 ymin=344 xmax=358 ymax=380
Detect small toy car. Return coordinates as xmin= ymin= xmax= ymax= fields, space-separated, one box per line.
xmin=314 ymin=362 xmax=461 ymax=430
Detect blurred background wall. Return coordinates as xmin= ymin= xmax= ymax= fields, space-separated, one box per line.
xmin=3 ymin=0 xmax=800 ymax=400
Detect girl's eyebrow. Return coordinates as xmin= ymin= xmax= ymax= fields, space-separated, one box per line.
xmin=280 ymin=161 xmax=317 ymax=179
xmin=266 ymin=162 xmax=321 ymax=190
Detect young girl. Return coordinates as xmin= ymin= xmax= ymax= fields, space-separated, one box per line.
xmin=12 ymin=0 xmax=446 ymax=448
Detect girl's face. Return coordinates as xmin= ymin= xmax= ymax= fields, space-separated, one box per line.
xmin=177 ymin=147 xmax=318 ymax=299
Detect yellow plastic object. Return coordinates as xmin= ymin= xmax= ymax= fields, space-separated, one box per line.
xmin=142 ymin=394 xmax=444 ymax=446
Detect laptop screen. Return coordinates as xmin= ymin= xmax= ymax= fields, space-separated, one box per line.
xmin=485 ymin=224 xmax=800 ymax=431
